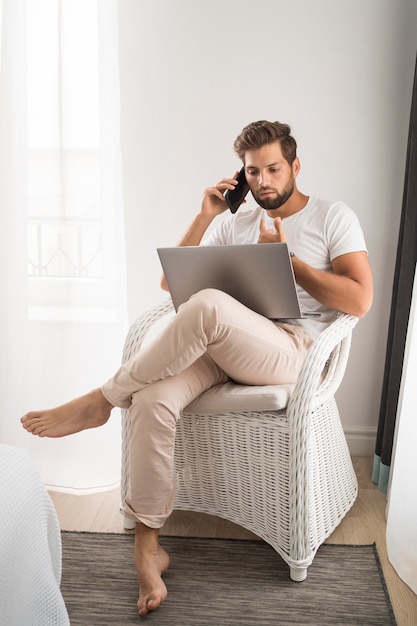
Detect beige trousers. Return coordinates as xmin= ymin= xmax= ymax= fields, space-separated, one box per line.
xmin=101 ymin=289 xmax=313 ymax=528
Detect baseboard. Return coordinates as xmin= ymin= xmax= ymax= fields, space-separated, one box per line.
xmin=345 ymin=427 xmax=377 ymax=456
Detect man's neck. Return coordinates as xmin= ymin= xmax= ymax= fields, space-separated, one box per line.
xmin=266 ymin=191 xmax=309 ymax=220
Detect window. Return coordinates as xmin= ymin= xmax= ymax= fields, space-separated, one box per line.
xmin=27 ymin=0 xmax=121 ymax=321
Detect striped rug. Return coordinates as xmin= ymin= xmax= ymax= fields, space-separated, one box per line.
xmin=61 ymin=532 xmax=396 ymax=625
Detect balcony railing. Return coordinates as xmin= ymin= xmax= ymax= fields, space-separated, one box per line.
xmin=28 ymin=218 xmax=103 ymax=279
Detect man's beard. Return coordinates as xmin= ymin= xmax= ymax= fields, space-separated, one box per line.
xmin=253 ymin=179 xmax=295 ymax=210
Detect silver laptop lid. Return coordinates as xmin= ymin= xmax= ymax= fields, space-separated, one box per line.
xmin=157 ymin=243 xmax=303 ymax=320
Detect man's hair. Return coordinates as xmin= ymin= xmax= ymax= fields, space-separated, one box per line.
xmin=234 ymin=120 xmax=297 ymax=165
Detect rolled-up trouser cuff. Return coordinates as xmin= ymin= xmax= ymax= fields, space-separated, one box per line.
xmin=100 ymin=380 xmax=131 ymax=409
xmin=123 ymin=498 xmax=172 ymax=529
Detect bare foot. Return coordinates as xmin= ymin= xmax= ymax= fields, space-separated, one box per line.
xmin=135 ymin=523 xmax=170 ymax=617
xmin=20 ymin=388 xmax=113 ymax=438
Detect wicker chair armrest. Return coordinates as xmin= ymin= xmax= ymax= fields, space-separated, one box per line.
xmin=287 ymin=313 xmax=358 ymax=431
xmin=291 ymin=313 xmax=358 ymax=409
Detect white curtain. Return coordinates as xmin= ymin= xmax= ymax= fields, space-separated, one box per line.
xmin=0 ymin=0 xmax=127 ymax=491
xmin=386 ymin=266 xmax=417 ymax=595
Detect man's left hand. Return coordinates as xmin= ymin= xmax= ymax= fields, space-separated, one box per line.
xmin=258 ymin=217 xmax=286 ymax=243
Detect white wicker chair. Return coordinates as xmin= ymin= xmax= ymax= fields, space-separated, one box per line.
xmin=120 ymin=299 xmax=358 ymax=581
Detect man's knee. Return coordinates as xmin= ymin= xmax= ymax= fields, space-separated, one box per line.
xmin=185 ymin=288 xmax=236 ymax=315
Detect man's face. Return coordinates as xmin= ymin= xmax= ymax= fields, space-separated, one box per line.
xmin=244 ymin=142 xmax=299 ymax=211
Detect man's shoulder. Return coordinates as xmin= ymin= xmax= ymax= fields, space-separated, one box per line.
xmin=310 ymin=198 xmax=364 ymax=243
xmin=306 ymin=197 xmax=357 ymax=220
xmin=308 ymin=196 xmax=348 ymax=211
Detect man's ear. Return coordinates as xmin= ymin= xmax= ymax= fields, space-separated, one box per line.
xmin=292 ymin=157 xmax=301 ymax=177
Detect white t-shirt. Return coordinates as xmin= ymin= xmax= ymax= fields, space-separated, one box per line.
xmin=202 ymin=197 xmax=368 ymax=339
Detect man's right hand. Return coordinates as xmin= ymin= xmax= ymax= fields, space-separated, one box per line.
xmin=201 ymin=174 xmax=241 ymax=218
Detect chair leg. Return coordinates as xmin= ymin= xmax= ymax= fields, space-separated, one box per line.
xmin=290 ymin=566 xmax=307 ymax=582
xmin=119 ymin=503 xmax=136 ymax=530
xmin=123 ymin=515 xmax=136 ymax=530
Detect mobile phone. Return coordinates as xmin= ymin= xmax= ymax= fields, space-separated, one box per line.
xmin=225 ymin=167 xmax=250 ymax=213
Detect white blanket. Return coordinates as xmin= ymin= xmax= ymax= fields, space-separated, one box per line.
xmin=0 ymin=444 xmax=69 ymax=625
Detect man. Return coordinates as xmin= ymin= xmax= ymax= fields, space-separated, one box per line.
xmin=21 ymin=121 xmax=373 ymax=616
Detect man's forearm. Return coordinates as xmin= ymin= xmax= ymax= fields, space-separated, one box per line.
xmin=176 ymin=213 xmax=215 ymax=247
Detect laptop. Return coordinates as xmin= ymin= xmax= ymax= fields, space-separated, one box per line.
xmin=157 ymin=243 xmax=307 ymax=320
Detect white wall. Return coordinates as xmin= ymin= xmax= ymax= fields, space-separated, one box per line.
xmin=117 ymin=0 xmax=417 ymax=454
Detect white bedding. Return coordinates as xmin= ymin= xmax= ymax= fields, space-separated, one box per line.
xmin=0 ymin=444 xmax=69 ymax=625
